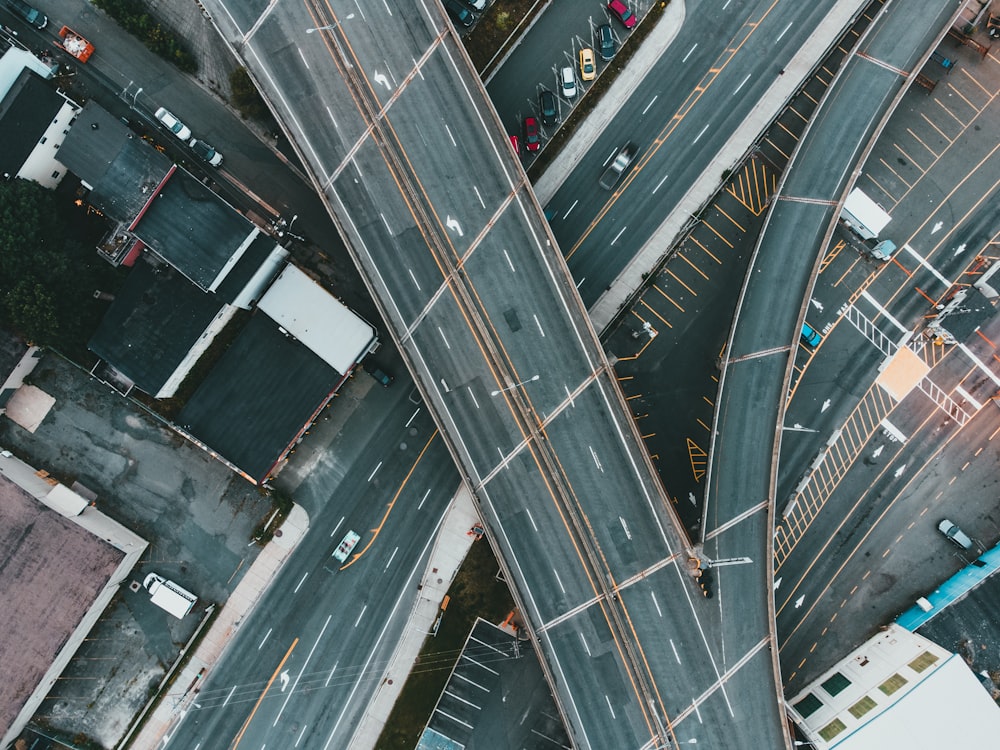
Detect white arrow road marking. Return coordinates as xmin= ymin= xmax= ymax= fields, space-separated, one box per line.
xmin=821 ymin=399 xmax=831 ymax=412
xmin=873 ymin=445 xmax=884 ymax=457
xmin=280 ymin=670 xmax=290 ymax=691
xmin=774 ymin=577 xmax=782 ymax=591
xmin=688 ymin=492 xmax=697 ymax=506
xmin=953 ymin=242 xmax=967 ymax=257
xmin=795 ymin=595 xmax=805 ymax=609
xmin=373 ymin=71 xmax=390 ymax=89
xmin=810 ymin=298 xmax=824 ymax=312
xmin=894 ymin=464 xmax=907 ymax=478
xmin=931 ymin=221 xmax=943 ymax=234
xmin=446 ymin=216 xmax=463 ymax=236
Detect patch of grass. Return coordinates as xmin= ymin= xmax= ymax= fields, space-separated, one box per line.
xmin=376 ymin=538 xmax=516 ymax=749
xmin=463 ymin=0 xmax=540 ymax=75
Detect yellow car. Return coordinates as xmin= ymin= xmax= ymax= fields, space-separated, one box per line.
xmin=579 ymin=47 xmax=596 ymax=82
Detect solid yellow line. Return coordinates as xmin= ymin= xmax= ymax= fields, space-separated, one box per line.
xmin=341 ymin=430 xmax=439 ymax=570
xmin=932 ymin=96 xmax=967 ymax=127
xmin=678 ymin=251 xmax=709 ymax=280
xmin=959 ymin=66 xmax=991 ymax=97
xmin=714 ymin=204 xmax=746 ymax=233
xmin=690 ymin=236 xmax=722 ymax=264
xmin=861 ymin=173 xmax=897 ymax=204
xmin=764 ymin=137 xmax=789 ymax=161
xmin=919 ymin=111 xmax=953 ymax=143
xmin=905 ymin=127 xmax=938 ymax=158
xmin=665 ymin=267 xmax=698 ymax=296
xmin=640 ymin=297 xmax=674 ymax=327
xmin=651 ymin=284 xmax=685 ymax=312
xmin=702 ymin=220 xmax=735 ymax=249
xmin=946 ymin=81 xmax=982 ymax=114
xmin=877 ymin=157 xmax=912 ymax=189
xmin=892 ymin=142 xmax=924 ymax=172
xmin=230 ymin=638 xmax=299 ymax=749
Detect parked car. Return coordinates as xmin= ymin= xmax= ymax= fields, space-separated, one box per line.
xmin=800 ymin=322 xmax=822 ymax=348
xmin=460 ymin=0 xmax=486 ymax=9
xmin=523 ymin=116 xmax=541 ymax=152
xmin=4 ymin=0 xmax=47 ymax=29
xmin=539 ymin=89 xmax=558 ymax=126
xmin=937 ymin=519 xmax=973 ymax=550
xmin=364 ymin=362 xmax=394 ymax=387
xmin=560 ymin=66 xmax=577 ymax=98
xmin=189 ymin=138 xmax=223 ymax=167
xmin=579 ymin=47 xmax=596 ymax=81
xmin=444 ymin=0 xmax=475 ymax=27
xmin=597 ymin=23 xmax=616 ymax=61
xmin=607 ymin=0 xmax=637 ymax=29
xmin=154 ymin=108 xmax=192 ymax=141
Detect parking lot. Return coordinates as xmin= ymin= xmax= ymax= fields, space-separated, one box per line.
xmin=420 ymin=619 xmax=570 ymax=749
xmin=486 ymin=0 xmax=645 ymax=162
xmin=0 ymin=349 xmax=270 ymax=746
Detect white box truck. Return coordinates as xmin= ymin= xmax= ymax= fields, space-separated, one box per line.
xmin=143 ymin=573 xmax=197 ymax=619
xmin=840 ymin=188 xmax=896 ymax=260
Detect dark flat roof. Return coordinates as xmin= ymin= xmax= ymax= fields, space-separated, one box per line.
xmin=134 ymin=169 xmax=255 ymax=290
xmin=0 ymin=474 xmax=122 ymax=736
xmin=178 ymin=313 xmax=343 ymax=481
xmin=57 ymin=100 xmax=173 ymax=221
xmin=88 ymin=257 xmax=224 ymax=394
xmin=0 ymin=70 xmax=66 ymax=179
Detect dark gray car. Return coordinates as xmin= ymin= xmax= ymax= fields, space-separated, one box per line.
xmin=539 ymin=89 xmax=558 ymax=126
xmin=597 ymin=23 xmax=616 ymax=61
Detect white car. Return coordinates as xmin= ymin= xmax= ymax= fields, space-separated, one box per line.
xmin=463 ymin=0 xmax=487 ymax=9
xmin=154 ymin=107 xmax=191 ymax=141
xmin=560 ymin=66 xmax=577 ymax=99
xmin=332 ymin=530 xmax=361 ymax=563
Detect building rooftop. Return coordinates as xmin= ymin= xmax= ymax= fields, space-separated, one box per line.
xmin=134 ymin=168 xmax=256 ymax=290
xmin=787 ymin=623 xmax=1000 ymax=748
xmin=0 ymin=472 xmax=125 ymax=741
xmin=178 ymin=312 xmax=345 ymax=482
xmin=88 ymin=256 xmax=226 ymax=394
xmin=57 ymin=100 xmax=173 ymax=221
xmin=0 ymin=69 xmax=65 ymax=179
xmin=257 ymin=264 xmax=377 ymax=374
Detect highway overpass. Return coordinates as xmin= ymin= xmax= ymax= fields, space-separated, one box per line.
xmin=203 ymin=0 xmax=788 ymax=747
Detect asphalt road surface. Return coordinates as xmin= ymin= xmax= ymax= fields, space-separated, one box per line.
xmin=165 ymin=384 xmax=456 ymax=749
xmin=200 ymin=0 xmax=788 ymax=747
xmin=542 ymin=0 xmax=849 ymax=307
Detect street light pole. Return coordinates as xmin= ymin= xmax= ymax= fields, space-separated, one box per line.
xmin=305 ymin=13 xmax=355 ymax=34
xmin=490 ymin=374 xmax=539 ymax=397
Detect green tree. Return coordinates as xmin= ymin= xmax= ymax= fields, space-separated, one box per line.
xmin=230 ymin=67 xmax=270 ymax=121
xmin=0 ymin=179 xmax=114 ymax=350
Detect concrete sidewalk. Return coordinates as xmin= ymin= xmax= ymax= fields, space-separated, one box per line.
xmin=349 ymin=484 xmax=483 ymax=749
xmin=129 ymin=504 xmax=310 ymax=750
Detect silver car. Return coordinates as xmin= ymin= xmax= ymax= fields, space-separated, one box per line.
xmin=937 ymin=519 xmax=973 ymax=550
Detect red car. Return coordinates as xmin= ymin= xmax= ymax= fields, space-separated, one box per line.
xmin=608 ymin=0 xmax=636 ymax=29
xmin=523 ymin=116 xmax=541 ymax=152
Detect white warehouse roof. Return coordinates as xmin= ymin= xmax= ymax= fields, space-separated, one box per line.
xmin=258 ymin=264 xmax=376 ymax=375
xmin=788 ymin=624 xmax=1000 ymax=749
